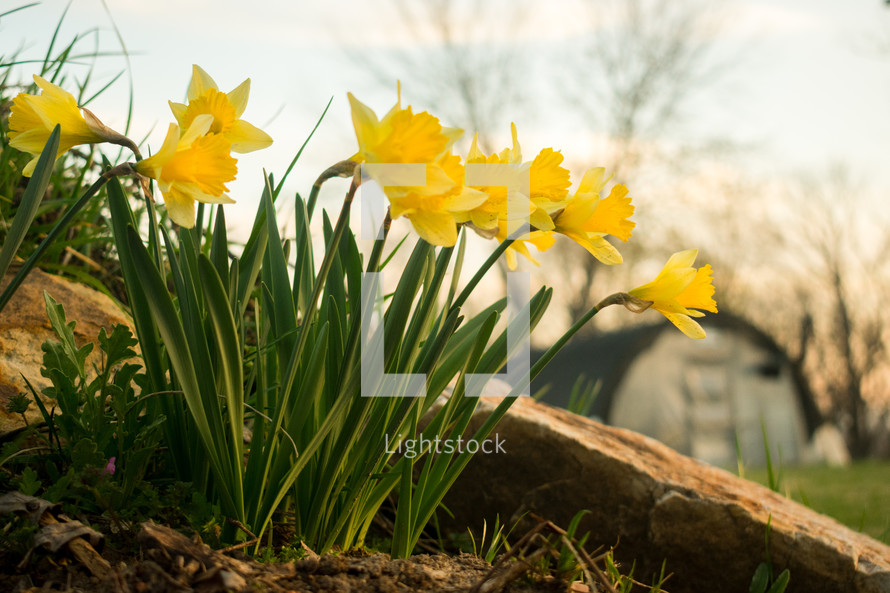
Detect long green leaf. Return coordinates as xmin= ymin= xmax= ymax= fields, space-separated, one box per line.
xmin=198 ymin=255 xmax=244 ymax=456
xmin=0 ymin=126 xmax=60 ymax=312
xmin=126 ymin=226 xmax=239 ymax=519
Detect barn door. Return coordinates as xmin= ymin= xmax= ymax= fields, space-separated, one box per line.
xmin=683 ymin=360 xmax=735 ymax=466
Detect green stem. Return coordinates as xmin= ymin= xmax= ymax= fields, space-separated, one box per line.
xmin=287 ymin=173 xmax=361 ymax=391
xmin=529 ymin=292 xmax=644 ymax=380
xmin=0 ymin=175 xmax=109 ymax=312
xmin=306 ymin=160 xmax=357 ymax=221
xmin=336 ymin=211 xmax=392 ymax=390
xmin=450 ymin=238 xmax=514 ymax=311
xmin=530 ymin=301 xmax=601 ymax=381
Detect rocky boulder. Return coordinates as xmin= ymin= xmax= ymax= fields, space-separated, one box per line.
xmin=0 ymin=269 xmax=134 ymax=435
xmin=440 ymin=396 xmax=890 ymax=593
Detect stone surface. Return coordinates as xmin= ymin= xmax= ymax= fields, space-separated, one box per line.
xmin=0 ymin=269 xmax=134 ymax=435
xmin=440 ymin=396 xmax=890 ymax=593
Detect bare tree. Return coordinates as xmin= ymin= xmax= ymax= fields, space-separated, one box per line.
xmin=784 ymin=168 xmax=890 ymax=457
xmin=567 ymin=0 xmax=731 ymax=178
xmin=710 ymin=166 xmax=890 ymax=457
xmin=341 ymin=0 xmax=530 ymax=151
xmin=553 ymin=0 xmax=735 ymax=321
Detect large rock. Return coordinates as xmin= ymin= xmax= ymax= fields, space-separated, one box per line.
xmin=440 ymin=396 xmax=890 ymax=593
xmin=0 ymin=269 xmax=134 ymax=435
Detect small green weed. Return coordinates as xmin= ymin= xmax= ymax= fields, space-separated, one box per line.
xmin=748 ymin=517 xmax=790 ymax=593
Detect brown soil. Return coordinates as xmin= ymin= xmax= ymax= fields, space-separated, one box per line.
xmin=0 ymin=522 xmax=574 ymax=593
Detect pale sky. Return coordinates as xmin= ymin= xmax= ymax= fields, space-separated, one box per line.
xmin=4 ymin=0 xmax=890 ymax=237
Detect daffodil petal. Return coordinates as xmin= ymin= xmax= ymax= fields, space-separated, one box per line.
xmin=135 ymin=123 xmax=181 ymax=179
xmin=503 ymin=190 xmax=533 ymax=221
xmin=179 ymin=114 xmax=214 ymax=147
xmin=505 ymin=240 xmax=539 ymax=267
xmin=530 ymin=207 xmax=555 ymax=231
xmin=9 ymin=127 xmax=52 ymax=156
xmin=577 ymin=166 xmax=609 ymax=195
xmin=557 ymin=194 xmax=600 ymax=230
xmin=421 ymin=164 xmax=457 ymax=194
xmin=226 ymin=79 xmax=251 ymax=117
xmin=530 ymin=147 xmax=571 ymax=202
xmin=505 ymin=249 xmax=519 ymax=271
xmin=508 ymin=122 xmax=521 ymax=163
xmin=169 ymin=101 xmax=188 ymax=126
xmin=163 ymin=186 xmax=198 ymax=228
xmin=407 ymin=210 xmax=458 ymax=247
xmin=662 ymin=249 xmax=699 ymax=273
xmin=228 ymin=119 xmax=273 ymax=153
xmin=529 ymin=231 xmax=556 ymax=251
xmin=569 ymin=233 xmax=623 ymax=265
xmin=22 ymin=157 xmax=39 ymax=177
xmin=446 ymin=187 xmax=489 ymax=212
xmin=630 ymin=268 xmax=696 ymax=301
xmin=470 ymin=210 xmax=499 ymax=230
xmin=188 ymin=65 xmax=218 ymax=101
xmin=348 ymin=93 xmax=381 ymax=158
xmin=662 ymin=312 xmax=706 ymax=339
xmin=467 ymin=133 xmax=484 ymax=161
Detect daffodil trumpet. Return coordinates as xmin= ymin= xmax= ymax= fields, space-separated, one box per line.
xmin=134 ymin=115 xmax=238 ymax=228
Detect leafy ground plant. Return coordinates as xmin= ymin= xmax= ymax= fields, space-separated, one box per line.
xmin=0 ymin=293 xmax=162 ymax=518
xmin=28 ymin=293 xmax=160 ymax=501
xmin=2 ymin=53 xmax=718 ymax=567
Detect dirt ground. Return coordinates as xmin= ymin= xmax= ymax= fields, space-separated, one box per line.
xmin=0 ymin=521 xmax=576 ymax=593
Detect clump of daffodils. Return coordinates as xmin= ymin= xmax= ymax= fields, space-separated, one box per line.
xmin=346 ymin=89 xmax=717 ymax=338
xmin=7 ymin=66 xmax=272 ymax=229
xmin=7 ymin=73 xmax=716 ymax=337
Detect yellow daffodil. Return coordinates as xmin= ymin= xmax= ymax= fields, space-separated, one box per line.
xmin=169 ymin=65 xmax=272 ymax=153
xmin=550 ymin=167 xmax=635 ymax=265
xmin=528 ymin=146 xmax=571 ymax=223
xmin=348 ymin=86 xmax=461 ymax=165
xmin=628 ymin=249 xmax=717 ymax=339
xmin=348 ymin=86 xmax=482 ymax=246
xmin=386 ymin=153 xmax=488 ymax=246
xmin=456 ymin=124 xmax=569 ymax=233
xmin=8 ymin=74 xmax=131 ymax=176
xmin=453 ymin=130 xmax=529 ymax=232
xmin=135 ymin=115 xmax=237 ymax=229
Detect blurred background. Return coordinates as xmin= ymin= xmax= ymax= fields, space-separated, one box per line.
xmin=3 ymin=1 xmax=890 ymax=534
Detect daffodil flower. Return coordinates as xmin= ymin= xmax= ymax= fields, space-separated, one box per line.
xmin=453 ymin=130 xmax=530 ymax=232
xmin=135 ymin=115 xmax=238 ymax=229
xmin=348 ymin=86 xmax=461 ymax=165
xmin=8 ymin=74 xmax=135 ymax=176
xmin=550 ymin=167 xmax=635 ymax=265
xmin=349 ymin=87 xmax=482 ymax=246
xmin=169 ymin=65 xmax=272 ymax=153
xmin=455 ymin=124 xmax=569 ymax=233
xmin=386 ymin=153 xmax=488 ymax=246
xmin=627 ymin=249 xmax=718 ymax=339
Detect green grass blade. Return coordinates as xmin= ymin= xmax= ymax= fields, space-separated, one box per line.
xmin=0 ymin=3 xmax=39 ymax=19
xmin=273 ymin=98 xmax=332 ymax=199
